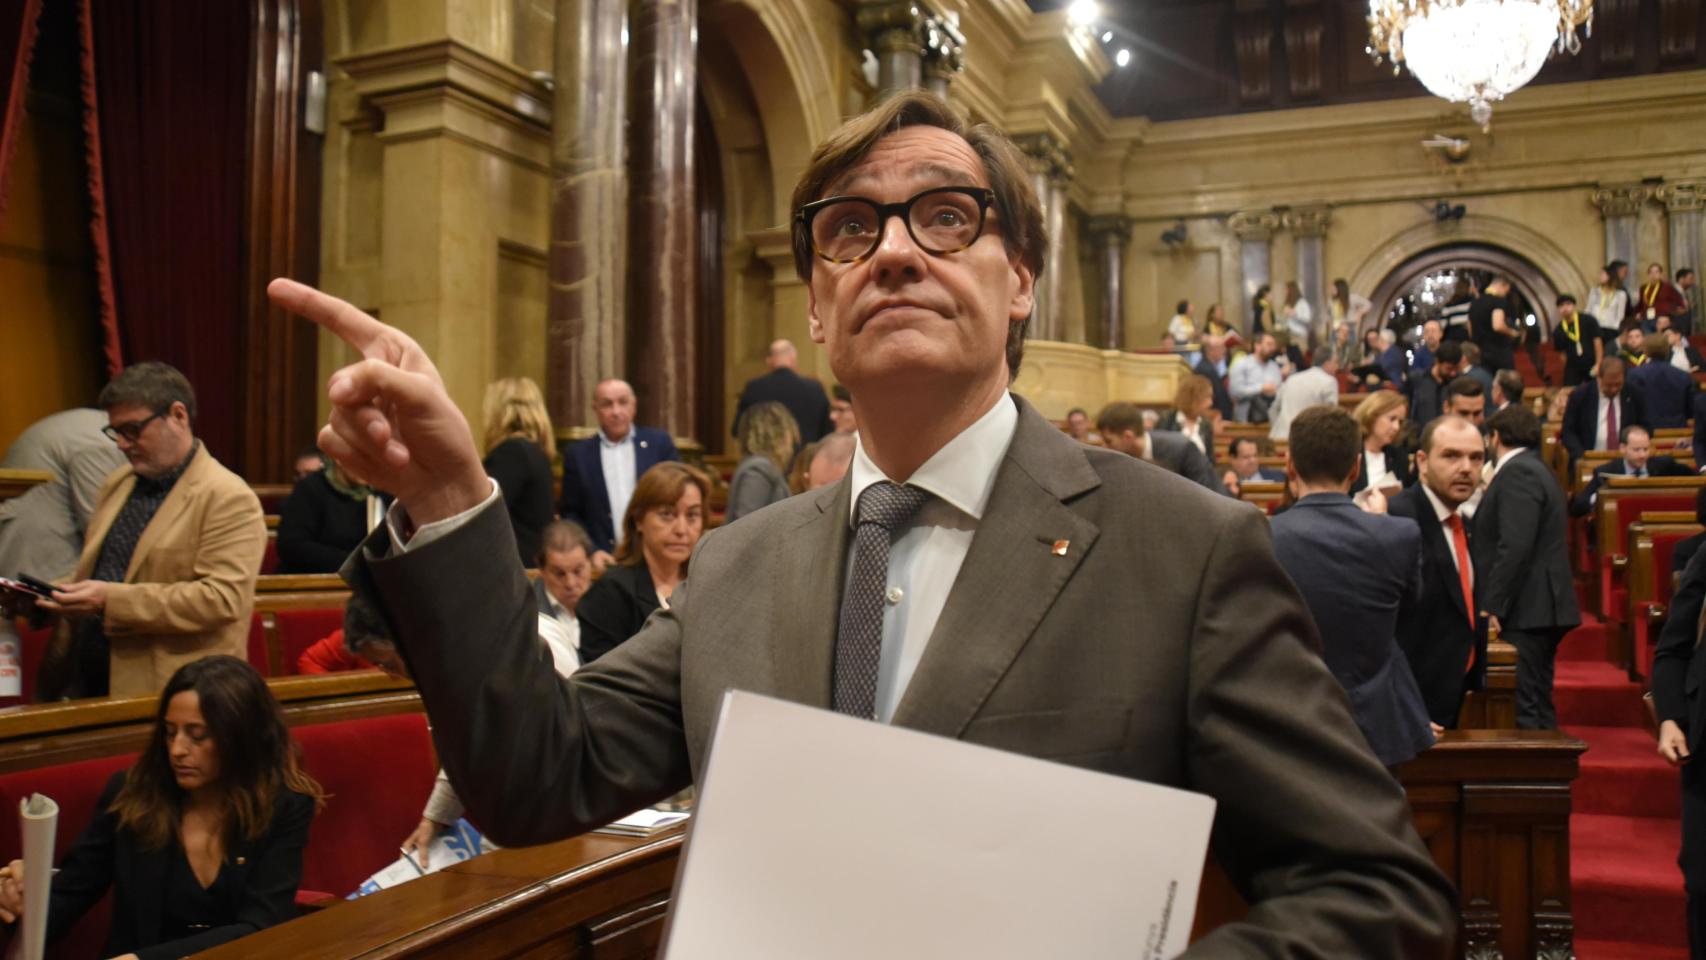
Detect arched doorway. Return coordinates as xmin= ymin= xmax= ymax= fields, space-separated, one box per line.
xmin=1370 ymin=243 xmax=1562 ymax=345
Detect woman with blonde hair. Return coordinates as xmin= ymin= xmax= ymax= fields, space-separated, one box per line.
xmin=1157 ymin=374 xmax=1216 ymax=454
xmin=576 ymin=462 xmax=709 ymax=663
xmin=1349 ymin=391 xmax=1413 ymax=495
xmin=481 ymin=377 xmax=556 ymax=564
xmin=725 ymin=401 xmax=800 ymax=523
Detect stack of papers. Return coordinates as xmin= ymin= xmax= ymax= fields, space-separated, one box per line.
xmin=594 ymin=808 xmax=691 ymax=837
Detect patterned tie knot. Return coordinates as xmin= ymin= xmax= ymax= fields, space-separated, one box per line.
xmin=856 ymin=482 xmax=930 ymax=533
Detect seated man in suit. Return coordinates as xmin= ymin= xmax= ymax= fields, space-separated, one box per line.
xmin=1388 ymin=416 xmax=1488 ymax=729
xmin=1477 ymin=406 xmax=1582 ymax=729
xmin=1569 ymin=424 xmax=1694 ymax=516
xmin=557 ymin=378 xmax=680 ymax=562
xmin=33 ymin=363 xmax=267 ymax=699
xmin=1193 ymin=334 xmax=1235 ymax=421
xmin=1663 ymin=321 xmax=1705 ymax=373
xmin=270 ymin=90 xmax=1454 ymax=955
xmin=1269 ymin=406 xmax=1435 ymax=769
xmin=1560 ymin=356 xmax=1648 ymax=468
xmin=1095 ymin=402 xmax=1223 ymax=493
xmin=1626 ymin=333 xmax=1697 ymax=429
xmin=1221 ymin=436 xmax=1285 ymax=497
xmin=732 ymin=339 xmax=832 ymax=444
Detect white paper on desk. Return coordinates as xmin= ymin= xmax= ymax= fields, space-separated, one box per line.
xmin=15 ymin=793 xmax=58 ymax=960
xmin=660 ymin=692 xmax=1217 ymax=960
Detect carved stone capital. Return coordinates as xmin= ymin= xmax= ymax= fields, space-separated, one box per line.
xmin=1013 ymin=132 xmax=1073 ymax=182
xmin=921 ymin=11 xmax=965 ymax=80
xmin=1285 ymin=205 xmax=1331 ymax=237
xmin=1084 ymin=213 xmax=1133 ymax=243
xmin=856 ymin=2 xmax=926 ymax=54
xmin=1591 ymin=182 xmax=1651 ymax=219
xmin=1656 ymin=180 xmax=1706 ymax=214
xmin=1229 ymin=209 xmax=1282 ymax=242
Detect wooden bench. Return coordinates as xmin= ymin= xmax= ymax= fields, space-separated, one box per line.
xmin=1628 ymin=521 xmax=1705 ymax=681
xmin=1590 ymin=477 xmax=1706 ymax=665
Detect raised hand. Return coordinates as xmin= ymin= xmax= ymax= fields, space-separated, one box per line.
xmin=268 ymin=280 xmax=490 ymax=527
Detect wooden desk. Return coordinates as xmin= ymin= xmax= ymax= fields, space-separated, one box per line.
xmin=0 ymin=468 xmax=50 ymax=503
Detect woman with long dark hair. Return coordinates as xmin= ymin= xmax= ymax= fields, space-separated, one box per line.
xmin=0 ymin=656 xmax=323 ymax=959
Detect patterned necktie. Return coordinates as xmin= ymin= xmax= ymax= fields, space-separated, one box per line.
xmin=833 ymin=481 xmax=931 ymax=719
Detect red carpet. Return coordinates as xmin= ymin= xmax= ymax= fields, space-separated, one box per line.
xmin=1559 ymin=615 xmax=1688 ymax=957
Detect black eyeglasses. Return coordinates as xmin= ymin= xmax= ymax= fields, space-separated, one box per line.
xmin=102 ymin=411 xmax=164 ymax=444
xmin=795 ymin=186 xmax=996 ymax=265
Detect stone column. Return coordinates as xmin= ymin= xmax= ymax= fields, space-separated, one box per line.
xmin=1085 ymin=215 xmax=1132 ymax=350
xmin=548 ymin=0 xmax=628 ymax=430
xmin=1287 ymin=205 xmax=1331 ymax=351
xmin=920 ymin=12 xmax=965 ymax=100
xmin=1592 ymin=183 xmax=1648 ymax=290
xmin=1015 ymin=133 xmax=1072 ymax=342
xmin=626 ymin=0 xmax=697 ymax=438
xmin=1229 ymin=209 xmax=1282 ymax=336
xmin=857 ymin=2 xmax=925 ymax=97
xmin=1657 ymin=180 xmax=1704 ymax=314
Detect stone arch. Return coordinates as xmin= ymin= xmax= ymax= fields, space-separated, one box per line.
xmin=1347 ymin=214 xmax=1591 ymax=315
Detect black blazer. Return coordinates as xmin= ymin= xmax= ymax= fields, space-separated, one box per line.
xmin=1349 ymin=443 xmax=1413 ymax=495
xmin=1192 ymin=357 xmax=1235 ymax=421
xmin=1387 ymin=485 xmax=1488 ymax=727
xmin=1626 ymin=360 xmax=1697 ymax=430
xmin=1471 ymin=450 xmax=1582 ymax=632
xmin=1561 ymin=384 xmax=1649 ymax=465
xmin=1568 ymin=456 xmax=1695 ymax=517
xmin=1269 ymin=494 xmax=1435 ymax=766
xmin=576 ymin=561 xmax=661 ymax=664
xmin=557 ymin=427 xmax=680 ymax=555
xmin=483 ymin=437 xmax=556 ymax=565
xmin=47 ymin=771 xmax=314 ymax=960
xmin=275 ymin=471 xmax=371 ymax=574
xmin=1155 ymin=411 xmax=1214 ymax=455
xmin=732 ymin=368 xmax=832 ymax=444
xmin=1653 ymin=545 xmax=1706 ymax=748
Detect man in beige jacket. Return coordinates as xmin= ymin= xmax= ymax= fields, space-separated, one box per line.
xmin=36 ymin=362 xmax=266 ymax=700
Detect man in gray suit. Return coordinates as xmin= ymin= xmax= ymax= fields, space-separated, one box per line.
xmin=0 ymin=408 xmax=126 ymax=584
xmin=270 ymin=91 xmax=1454 ymax=956
xmin=1094 ymin=402 xmax=1223 ymax=493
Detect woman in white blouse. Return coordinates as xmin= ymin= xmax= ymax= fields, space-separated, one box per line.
xmin=1282 ymin=281 xmax=1313 ymax=345
xmin=1588 ymin=266 xmax=1629 ymax=334
xmin=1157 ymin=374 xmax=1216 ymax=455
xmin=1349 ymin=390 xmax=1413 ymax=497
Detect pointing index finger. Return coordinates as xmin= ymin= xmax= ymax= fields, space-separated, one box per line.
xmin=268 ymin=278 xmax=388 ymax=356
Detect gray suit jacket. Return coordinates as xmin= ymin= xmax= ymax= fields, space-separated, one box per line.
xmin=350 ymin=395 xmax=1453 ymax=957
xmin=1147 ymin=429 xmax=1224 ymax=493
xmin=0 ymin=409 xmax=126 ymax=581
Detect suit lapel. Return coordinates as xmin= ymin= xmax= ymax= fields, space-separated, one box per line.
xmin=890 ymin=401 xmax=1101 ymax=738
xmin=126 ymin=448 xmax=207 ymax=581
xmin=1413 ymin=497 xmax=1470 ymax=622
xmin=767 ymin=479 xmax=851 ymax=707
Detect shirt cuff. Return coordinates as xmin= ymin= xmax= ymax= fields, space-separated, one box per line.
xmin=385 ymin=478 xmax=500 ymax=554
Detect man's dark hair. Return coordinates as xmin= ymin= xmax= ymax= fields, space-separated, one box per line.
xmin=1609 ymin=259 xmax=1628 ymax=274
xmin=1460 ymin=341 xmax=1481 ymax=364
xmin=1176 ymin=299 xmax=1190 ymax=315
xmin=1229 ymin=436 xmax=1258 ymax=458
xmin=1619 ymin=318 xmax=1644 ymax=335
xmin=1289 ymin=407 xmax=1361 ymax=486
xmin=539 ymin=518 xmax=595 ymax=566
xmin=98 ymin=361 xmax=196 ymax=422
xmin=1492 ymin=369 xmax=1524 ymax=404
xmin=1599 ymin=355 xmax=1626 ymax=375
xmin=1095 ymin=402 xmax=1145 ymax=438
xmin=1556 ymin=293 xmax=1576 ymax=306
xmin=1066 ymin=407 xmax=1088 ymax=419
xmin=1486 ymin=405 xmax=1541 ymax=449
xmin=1434 ymin=340 xmax=1463 ymax=366
xmin=1445 ymin=375 xmax=1483 ymax=401
xmin=1681 ymin=268 xmax=1696 ymax=283
xmin=1618 ymin=423 xmax=1651 ymax=446
xmin=1418 ymin=414 xmax=1478 ymax=455
xmin=790 ymin=91 xmax=1045 ymax=379
xmin=832 ymin=384 xmax=851 ymax=403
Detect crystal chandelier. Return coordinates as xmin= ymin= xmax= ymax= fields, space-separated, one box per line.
xmin=1367 ymin=0 xmax=1593 ymax=130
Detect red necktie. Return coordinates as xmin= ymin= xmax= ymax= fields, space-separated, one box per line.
xmin=1446 ymin=513 xmax=1476 ymax=673
xmin=1606 ymin=397 xmax=1619 ymax=451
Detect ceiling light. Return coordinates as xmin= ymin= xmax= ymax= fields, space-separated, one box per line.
xmin=1102 ymin=30 xmax=1113 ymax=42
xmin=1067 ymin=0 xmax=1098 ymax=28
xmin=1115 ymin=48 xmax=1131 ymax=68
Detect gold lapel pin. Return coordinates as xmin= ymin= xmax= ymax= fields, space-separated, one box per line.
xmin=1051 ymin=539 xmax=1070 ymax=556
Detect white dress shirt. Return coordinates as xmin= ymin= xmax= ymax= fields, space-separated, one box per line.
xmin=1420 ymin=483 xmax=1471 ymax=581
xmin=1176 ymin=416 xmax=1206 ymax=454
xmin=846 ymin=393 xmax=1017 ymax=723
xmin=537 ymin=589 xmax=582 ymax=675
xmin=599 ymin=429 xmax=638 ymax=544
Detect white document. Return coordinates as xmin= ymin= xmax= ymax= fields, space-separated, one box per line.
xmin=16 ymin=793 xmax=58 ymax=960
xmin=661 ymin=692 xmax=1216 ymax=960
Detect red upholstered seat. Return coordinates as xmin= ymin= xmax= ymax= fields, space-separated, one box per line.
xmin=1599 ymin=492 xmax=1701 ymax=623
xmin=0 ymin=754 xmax=137 ymax=959
xmin=274 ymin=609 xmax=345 ymax=676
xmin=1632 ymin=530 xmax=1702 ymax=678
xmin=293 ymin=713 xmax=435 ymax=898
xmin=247 ymin=614 xmax=272 ymax=677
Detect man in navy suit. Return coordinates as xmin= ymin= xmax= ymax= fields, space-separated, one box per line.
xmin=1625 ymin=333 xmax=1697 ymax=429
xmin=1270 ymin=406 xmax=1435 ymax=769
xmin=557 ymin=379 xmax=679 ymax=562
xmin=1560 ymin=356 xmax=1649 ymax=468
xmin=1221 ymin=437 xmax=1284 ymax=496
xmin=731 ymin=339 xmax=832 ymax=443
xmin=1569 ymin=423 xmax=1695 ymax=517
xmin=1387 ymin=415 xmax=1488 ymax=728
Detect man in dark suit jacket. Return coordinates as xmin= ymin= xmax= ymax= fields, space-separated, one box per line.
xmin=732 ymin=340 xmax=832 ymax=443
xmin=1270 ymin=407 xmax=1435 ymax=768
xmin=1403 ymin=340 xmax=1462 ymax=427
xmin=271 ymin=92 xmax=1454 ymax=955
xmin=1650 ymin=543 xmax=1706 ymax=949
xmin=1387 ymin=416 xmax=1489 ymax=728
xmin=557 ymin=379 xmax=679 ymax=558
xmin=1560 ymin=356 xmax=1649 ymax=467
xmin=1223 ymin=436 xmax=1284 ymax=487
xmin=1625 ymin=333 xmax=1697 ymax=429
xmin=1568 ymin=424 xmax=1695 ymax=516
xmin=1194 ymin=334 xmax=1235 ymax=421
xmin=1475 ymin=406 xmax=1583 ymax=728
xmin=1095 ymin=402 xmax=1224 ymax=494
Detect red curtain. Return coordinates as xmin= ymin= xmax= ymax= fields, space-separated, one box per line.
xmin=0 ymin=0 xmax=43 ymax=225
xmin=78 ymin=0 xmax=249 ymax=464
